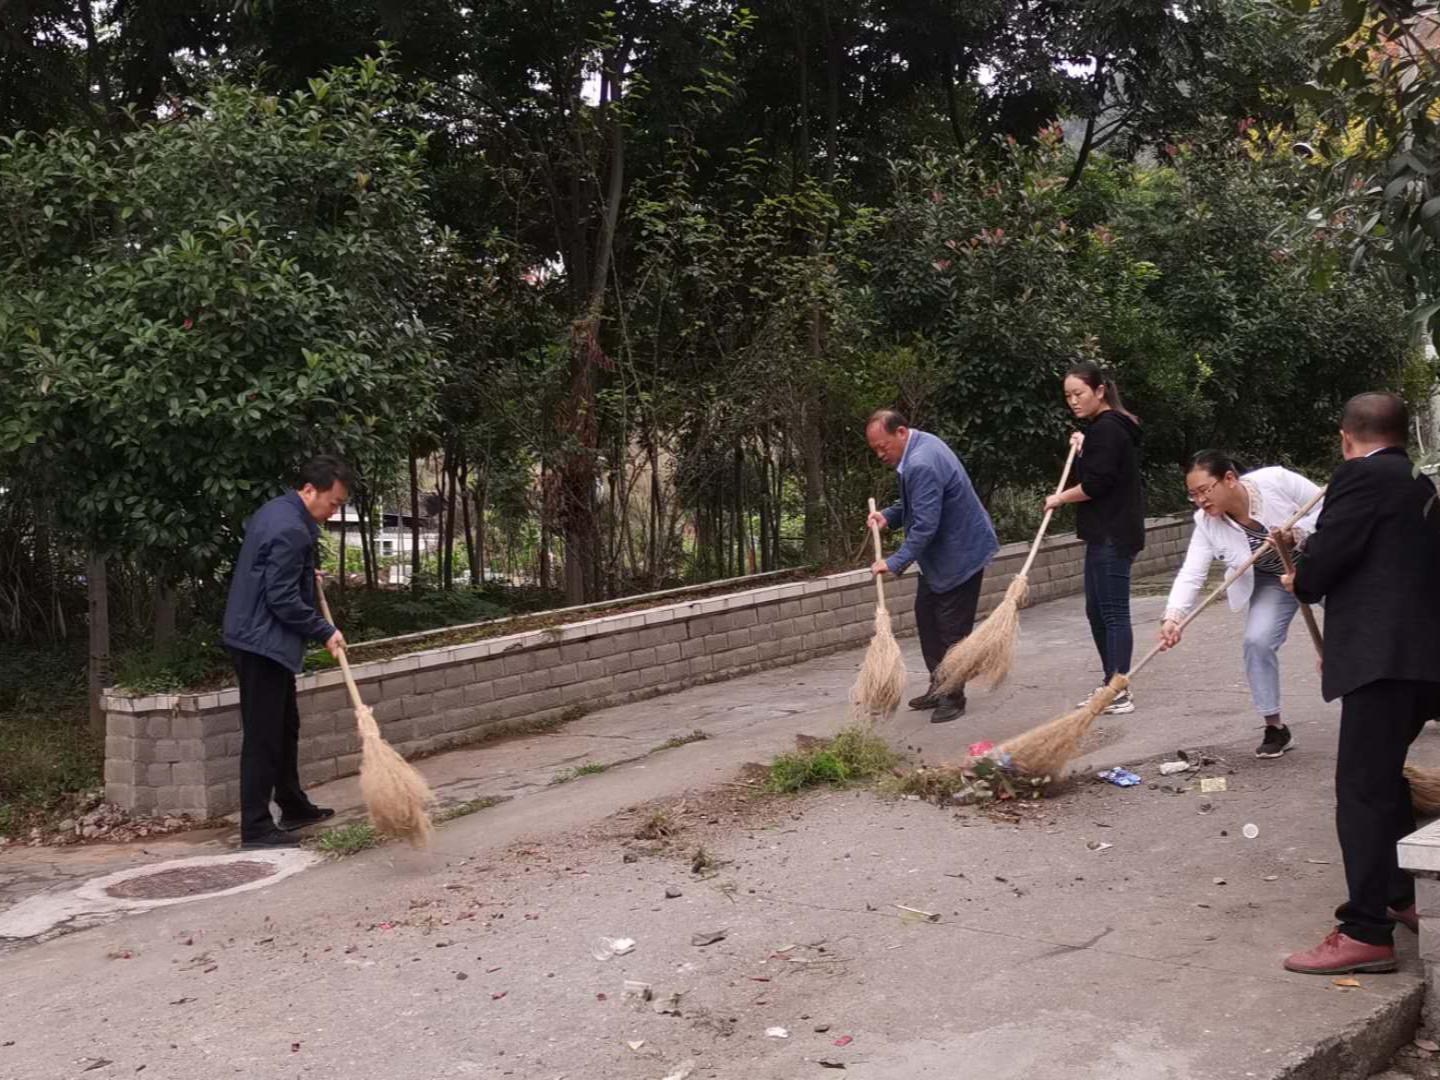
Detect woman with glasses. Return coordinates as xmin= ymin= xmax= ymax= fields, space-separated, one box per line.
xmin=1044 ymin=362 xmax=1146 ymax=714
xmin=1159 ymin=451 xmax=1324 ymax=758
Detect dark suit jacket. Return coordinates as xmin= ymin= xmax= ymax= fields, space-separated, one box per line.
xmin=1294 ymin=447 xmax=1440 ymax=701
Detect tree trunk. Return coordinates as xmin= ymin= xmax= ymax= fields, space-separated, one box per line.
xmin=821 ymin=0 xmax=840 ymax=186
xmin=461 ymin=462 xmax=478 ymax=587
xmin=443 ymin=451 xmax=459 ymax=591
xmin=87 ymin=550 xmax=110 ymax=738
xmin=1065 ymin=60 xmax=1106 ymax=192
xmin=408 ymin=443 xmax=422 ymax=592
xmin=802 ymin=406 xmax=827 ymax=564
xmin=539 ymin=462 xmax=552 ymax=591
xmin=732 ymin=442 xmax=744 ymax=576
xmin=943 ymin=50 xmax=965 ymax=150
xmin=648 ymin=437 xmax=661 ymax=582
xmin=153 ymin=579 xmax=176 ymax=649
xmin=476 ymin=468 xmax=489 ymax=583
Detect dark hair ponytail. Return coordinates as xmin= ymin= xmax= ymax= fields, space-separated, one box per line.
xmin=1188 ymin=449 xmax=1245 ymax=480
xmin=1065 ymin=360 xmax=1139 ymax=424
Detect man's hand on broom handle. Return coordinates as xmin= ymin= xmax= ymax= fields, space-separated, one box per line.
xmin=1158 ymin=619 xmax=1182 ymax=651
xmin=866 ymin=509 xmax=888 ymax=532
xmin=325 ymin=629 xmax=347 ymax=661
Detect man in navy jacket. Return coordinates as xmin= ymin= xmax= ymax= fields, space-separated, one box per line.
xmin=865 ymin=409 xmax=999 ymax=723
xmin=223 ymin=455 xmax=350 ymax=848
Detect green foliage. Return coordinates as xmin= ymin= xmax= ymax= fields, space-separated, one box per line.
xmin=767 ymin=727 xmax=899 ymax=793
xmin=0 ymin=54 xmax=444 ymax=574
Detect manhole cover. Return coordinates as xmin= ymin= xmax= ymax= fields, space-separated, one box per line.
xmin=105 ymin=860 xmax=278 ymax=900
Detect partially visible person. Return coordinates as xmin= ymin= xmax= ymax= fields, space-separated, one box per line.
xmin=1279 ymin=393 xmax=1440 ymax=976
xmin=1158 ymin=452 xmax=1323 ymax=759
xmin=865 ymin=409 xmax=999 ymax=724
xmin=222 ymin=455 xmax=351 ymax=850
xmin=1043 ymin=362 xmax=1145 ymax=714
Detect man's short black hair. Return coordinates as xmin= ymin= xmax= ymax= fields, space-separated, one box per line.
xmin=1340 ymin=392 xmax=1408 ymax=446
xmin=866 ymin=408 xmax=908 ymax=435
xmin=297 ymin=454 xmax=353 ymax=492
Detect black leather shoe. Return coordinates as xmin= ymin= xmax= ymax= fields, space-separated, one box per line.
xmin=931 ymin=696 xmax=967 ymax=724
xmin=240 ymin=828 xmax=302 ymax=850
xmin=909 ymin=689 xmax=941 ymax=711
xmin=278 ymin=806 xmax=336 ymax=832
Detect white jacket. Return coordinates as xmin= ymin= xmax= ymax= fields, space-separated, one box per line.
xmin=1163 ymin=466 xmax=1325 ymax=622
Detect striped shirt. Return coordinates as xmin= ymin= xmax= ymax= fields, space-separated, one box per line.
xmin=1238 ymin=519 xmax=1285 ymax=575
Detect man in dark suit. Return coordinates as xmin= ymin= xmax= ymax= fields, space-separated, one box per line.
xmin=1279 ymin=392 xmax=1440 ymax=975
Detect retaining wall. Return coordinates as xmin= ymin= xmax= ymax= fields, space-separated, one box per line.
xmin=103 ymin=517 xmax=1194 ymax=816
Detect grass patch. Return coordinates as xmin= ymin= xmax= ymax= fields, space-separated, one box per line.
xmin=634 ymin=808 xmax=677 ymax=840
xmin=551 ymin=761 xmax=609 ymax=785
xmin=651 ymin=729 xmax=710 ymax=754
xmin=312 ymin=821 xmax=382 ymax=857
xmin=432 ymin=796 xmax=502 ymax=824
xmin=767 ymin=726 xmax=899 ymax=794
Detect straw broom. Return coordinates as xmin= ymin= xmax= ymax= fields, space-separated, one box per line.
xmin=849 ymin=498 xmax=907 ymax=724
xmin=1271 ymin=536 xmax=1440 ymax=818
xmin=995 ymin=486 xmax=1330 ymax=782
xmin=317 ymin=585 xmax=434 ymax=847
xmin=935 ymin=440 xmax=1079 ymax=694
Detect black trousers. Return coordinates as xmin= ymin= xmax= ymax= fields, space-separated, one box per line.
xmin=231 ymin=648 xmax=315 ymax=839
xmin=1335 ymin=678 xmax=1440 ymax=945
xmin=915 ymin=569 xmax=985 ymax=699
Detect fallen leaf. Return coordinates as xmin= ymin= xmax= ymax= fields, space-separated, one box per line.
xmin=290 ymin=1044 xmax=301 ymax=1053
xmin=833 ymin=1035 xmax=854 ymax=1047
xmin=818 ymin=1061 xmax=847 ymax=1070
xmin=691 ymin=929 xmax=728 ymax=947
xmin=1415 ymin=1038 xmax=1440 ymax=1053
xmin=626 ymin=1040 xmax=645 ymax=1051
xmin=83 ymin=1061 xmax=113 ymax=1072
xmin=491 ymin=990 xmax=507 ymax=1001
xmin=167 ymin=997 xmax=194 ymax=1006
xmin=1332 ymin=977 xmax=1361 ymax=989
xmin=1212 ymin=878 xmax=1227 ymax=886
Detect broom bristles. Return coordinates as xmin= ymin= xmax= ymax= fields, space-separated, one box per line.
xmin=850 ymin=606 xmax=907 ymax=723
xmin=999 ymin=678 xmax=1124 ymax=780
xmin=934 ymin=575 xmax=1030 ymax=694
xmin=355 ymin=704 xmax=434 ymax=847
xmin=1407 ymin=765 xmax=1440 ymax=817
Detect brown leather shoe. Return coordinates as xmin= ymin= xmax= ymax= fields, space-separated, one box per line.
xmin=1282 ymin=929 xmax=1396 ymax=975
xmin=1389 ymin=905 xmax=1420 ymax=934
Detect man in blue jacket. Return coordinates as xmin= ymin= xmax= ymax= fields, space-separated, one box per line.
xmin=865 ymin=409 xmax=999 ymax=723
xmin=223 ymin=455 xmax=350 ymax=848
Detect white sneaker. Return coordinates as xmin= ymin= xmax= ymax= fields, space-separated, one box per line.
xmin=1103 ymin=689 xmax=1135 ymax=714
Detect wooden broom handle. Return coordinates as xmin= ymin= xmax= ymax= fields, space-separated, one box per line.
xmin=1272 ymin=533 xmax=1324 ymax=653
xmin=867 ymin=497 xmax=888 ymax=612
xmin=1126 ymin=485 xmax=1327 ymax=682
xmin=1019 ymin=440 xmax=1080 ymax=579
xmin=316 ymin=580 xmax=365 ymax=712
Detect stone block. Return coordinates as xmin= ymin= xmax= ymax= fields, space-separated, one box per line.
xmin=502 ymin=650 xmax=540 ymax=676
xmin=731 ymin=645 xmax=761 ymax=668
xmin=300 ymin=760 xmax=337 ymax=787
xmin=664 ymin=661 xmax=690 ymax=684
xmin=464 ymin=681 xmax=496 ymax=706
xmin=427 ymin=686 xmax=463 ymax=714
xmin=491 ymin=674 xmax=524 ymax=699
xmin=382 ymin=718 xmax=417 ymax=744
xmin=415 ymin=713 xmax=451 ymax=739
xmin=381 ymin=673 xmax=416 ymax=699
xmin=444 ymin=662 xmax=476 ymax=689
xmin=720 ymin=629 xmax=750 ymax=651
xmin=145 ymin=715 xmax=172 ymax=739
xmin=201 ymin=732 xmax=228 ymax=759
xmin=548 ymin=662 xmax=579 ymax=686
xmin=749 ymin=622 xmax=777 ymax=644
xmin=207 ymin=756 xmax=240 ymax=783
xmin=335 ymin=753 xmax=362 ymax=778
xmin=559 ymin=641 xmax=592 ymax=664
xmin=512 ymin=688 xmax=564 ymax=717
xmin=654 ymin=643 xmax=681 ymax=665
xmin=204 ymin=783 xmax=229 ymax=812
xmin=442 ymin=708 xmax=479 ymax=734
xmin=413 ymin=667 xmax=449 ymax=694
xmin=373 ymin=697 xmax=406 ymax=723
xmin=613 ymin=670 xmax=643 ymax=693
xmin=205 ymin=708 xmax=242 ymax=736
xmin=1417 ymin=876 xmax=1440 ymax=918
xmin=813 ymin=611 xmax=839 ymax=632
xmin=146 ymin=763 xmax=172 ymax=786
xmin=756 ymin=639 xmax=788 ymax=662
xmin=310 ymin=686 xmax=350 ymax=713
xmin=171 ymin=760 xmax=206 ymax=786
xmin=586 ymin=635 xmax=626 ymax=660
xmin=473 ymin=658 xmax=506 ymax=683
xmin=170 ymin=715 xmax=205 ymax=740
xmin=105 ymin=759 xmax=145 ymax=785
xmin=225 ymin=732 xmax=245 ymax=756
xmin=638 ymin=666 xmax=668 ymax=688
xmin=519 ymin=670 xmax=552 ymax=694
xmin=319 ymin=731 xmax=361 ymax=758
xmin=575 ymin=659 xmax=607 ymax=683
xmin=629 ymin=647 xmax=658 ymax=669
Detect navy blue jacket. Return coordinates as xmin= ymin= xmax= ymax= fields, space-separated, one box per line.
xmin=223 ymin=491 xmax=336 ymax=672
xmin=881 ymin=430 xmax=998 ymax=591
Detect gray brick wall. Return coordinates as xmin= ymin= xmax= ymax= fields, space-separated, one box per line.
xmin=103 ymin=518 xmax=1192 ymax=817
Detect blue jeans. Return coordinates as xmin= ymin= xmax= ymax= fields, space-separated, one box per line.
xmin=1242 ymin=571 xmax=1300 ymax=717
xmin=1084 ymin=542 xmax=1134 ymax=681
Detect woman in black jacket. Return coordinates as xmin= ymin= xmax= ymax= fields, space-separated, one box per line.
xmin=1042 ymin=361 xmax=1146 ymax=714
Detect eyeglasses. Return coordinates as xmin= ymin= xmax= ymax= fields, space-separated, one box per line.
xmin=1186 ymin=478 xmax=1223 ymax=504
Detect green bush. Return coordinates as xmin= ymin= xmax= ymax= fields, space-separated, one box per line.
xmin=768 ymin=727 xmax=899 ymax=793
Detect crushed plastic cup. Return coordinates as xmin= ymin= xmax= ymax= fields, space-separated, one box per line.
xmin=592 ymin=936 xmax=637 ymax=960
xmin=967 ymin=740 xmax=996 ymax=757
xmin=1097 ymin=767 xmax=1142 ymax=787
xmin=1242 ymin=823 xmax=1259 ymax=839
